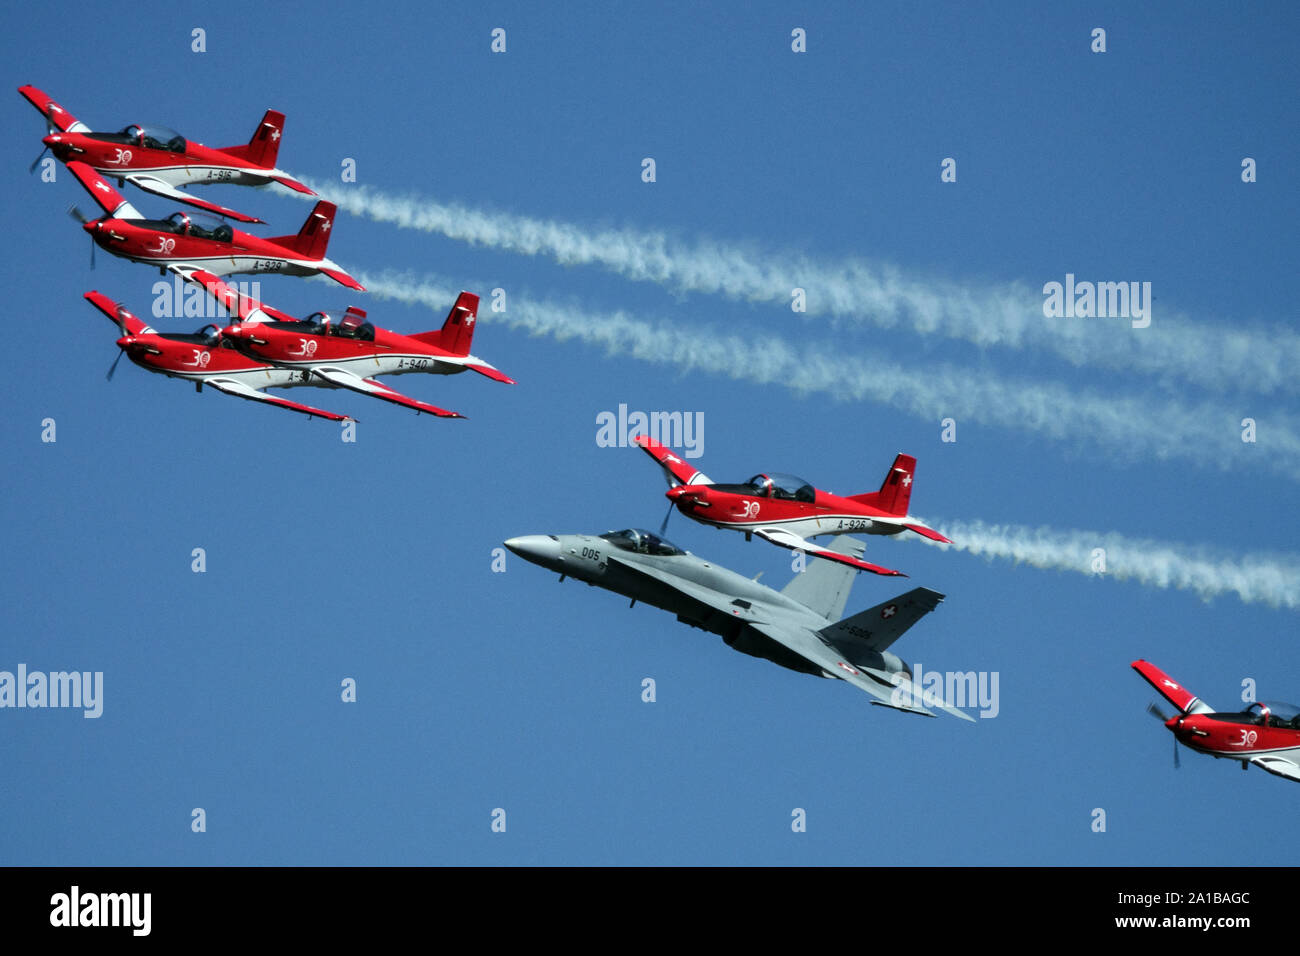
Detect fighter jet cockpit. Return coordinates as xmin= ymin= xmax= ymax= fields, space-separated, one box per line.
xmin=745 ymin=472 xmax=816 ymax=502
xmin=599 ymin=529 xmax=687 ymax=556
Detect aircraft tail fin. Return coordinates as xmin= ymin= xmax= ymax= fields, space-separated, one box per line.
xmin=219 ymin=109 xmax=285 ymax=168
xmin=270 ymin=200 xmax=336 ymax=261
xmin=849 ymin=453 xmax=916 ymax=515
xmin=410 ymin=292 xmax=479 ymax=355
xmin=819 ymin=587 xmax=944 ymax=652
xmin=780 ymin=537 xmax=864 ymax=621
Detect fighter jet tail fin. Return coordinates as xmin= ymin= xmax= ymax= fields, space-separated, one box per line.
xmin=780 ymin=537 xmax=864 ymax=621
xmin=820 ymin=587 xmax=945 ymax=653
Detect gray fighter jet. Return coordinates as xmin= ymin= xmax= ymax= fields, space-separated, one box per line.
xmin=504 ymin=528 xmax=973 ymax=720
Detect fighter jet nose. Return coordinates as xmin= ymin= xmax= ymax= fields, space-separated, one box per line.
xmin=503 ymin=535 xmax=562 ymax=566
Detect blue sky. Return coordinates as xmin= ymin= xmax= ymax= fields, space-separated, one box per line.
xmin=1 ymin=0 xmax=1297 ymax=865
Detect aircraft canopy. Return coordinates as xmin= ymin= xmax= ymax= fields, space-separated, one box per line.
xmin=600 ymin=529 xmax=685 ymax=556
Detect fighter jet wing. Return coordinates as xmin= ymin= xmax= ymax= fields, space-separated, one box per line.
xmin=746 ymin=620 xmax=974 ymax=721
xmin=605 ymin=553 xmax=969 ymax=720
xmin=633 ymin=434 xmax=712 ymax=486
xmin=307 ymin=366 xmax=463 ymax=418
xmin=1249 ymin=755 xmax=1300 ymax=782
xmin=203 ymin=377 xmax=354 ymax=422
xmin=753 ymin=526 xmax=905 ymax=577
xmin=124 ymin=174 xmax=263 ymax=223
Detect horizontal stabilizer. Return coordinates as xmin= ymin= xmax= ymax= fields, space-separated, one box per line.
xmin=820 ymin=587 xmax=944 ymax=653
xmin=903 ymin=522 xmax=952 ymax=544
xmin=319 ymin=266 xmax=365 ymax=291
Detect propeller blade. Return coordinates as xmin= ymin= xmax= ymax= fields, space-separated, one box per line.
xmin=1173 ymin=735 xmax=1181 ymax=770
xmin=89 ymin=235 xmax=95 ymax=270
xmin=658 ymin=500 xmax=674 ymax=537
xmin=67 ymin=204 xmax=89 ymax=225
xmin=28 ymin=145 xmax=49 ymax=175
xmin=1146 ymin=702 xmax=1171 ymax=723
xmin=106 ymin=349 xmax=124 ymax=382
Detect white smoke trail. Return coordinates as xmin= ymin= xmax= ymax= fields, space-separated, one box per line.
xmin=923 ymin=518 xmax=1300 ymax=610
xmin=355 ymin=268 xmax=1300 ymax=481
xmin=298 ymin=175 xmax=1300 ymax=397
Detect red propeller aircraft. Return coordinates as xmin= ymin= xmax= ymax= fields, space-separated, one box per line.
xmin=1133 ymin=659 xmax=1300 ymax=783
xmin=183 ymin=269 xmax=514 ymax=418
xmin=83 ymin=291 xmax=353 ymax=421
xmin=634 ymin=436 xmax=951 ymax=576
xmin=64 ymin=162 xmax=363 ymax=290
xmin=20 ymin=84 xmax=313 ymax=223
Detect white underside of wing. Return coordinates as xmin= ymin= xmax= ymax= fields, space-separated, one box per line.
xmin=1250 ymin=755 xmax=1300 ymax=782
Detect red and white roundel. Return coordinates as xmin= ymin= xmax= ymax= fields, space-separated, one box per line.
xmin=836 ymin=661 xmax=859 ymax=676
xmin=881 ymin=604 xmax=897 ymax=619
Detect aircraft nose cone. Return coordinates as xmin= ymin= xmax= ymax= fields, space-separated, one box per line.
xmin=503 ymin=535 xmax=561 ymax=567
xmin=666 ymin=486 xmax=684 ymax=501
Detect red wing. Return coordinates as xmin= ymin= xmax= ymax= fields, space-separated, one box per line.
xmin=633 ymin=434 xmax=712 ymax=486
xmin=18 ymin=85 xmax=85 ymax=132
xmin=83 ymin=291 xmax=152 ymax=336
xmin=754 ymin=527 xmax=905 ymax=576
xmin=124 ymin=174 xmax=263 ymax=223
xmin=203 ymin=378 xmax=354 ymax=422
xmin=176 ymin=268 xmax=296 ymax=323
xmin=307 ymin=367 xmax=463 ymax=418
xmin=67 ymin=161 xmax=141 ymax=219
xmin=1131 ymin=660 xmax=1212 ymax=715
